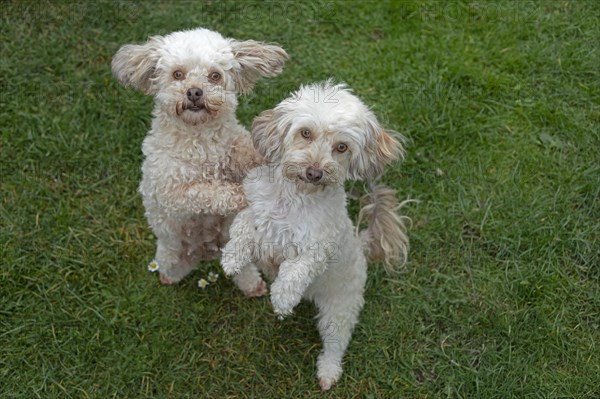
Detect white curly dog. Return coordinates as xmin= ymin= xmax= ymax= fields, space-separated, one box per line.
xmin=221 ymin=81 xmax=410 ymax=390
xmin=112 ymin=28 xmax=287 ymax=284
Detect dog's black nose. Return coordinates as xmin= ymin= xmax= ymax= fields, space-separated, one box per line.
xmin=186 ymin=87 xmax=203 ymax=102
xmin=306 ymin=166 xmax=323 ymax=182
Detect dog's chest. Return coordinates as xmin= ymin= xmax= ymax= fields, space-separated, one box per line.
xmin=154 ymin=136 xmax=230 ymax=181
xmin=248 ymin=183 xmax=345 ymax=268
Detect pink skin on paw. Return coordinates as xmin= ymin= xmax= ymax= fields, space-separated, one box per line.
xmin=243 ymin=280 xmax=268 ymax=298
xmin=319 ymin=378 xmax=335 ymax=392
xmin=159 ymin=273 xmax=177 ymax=285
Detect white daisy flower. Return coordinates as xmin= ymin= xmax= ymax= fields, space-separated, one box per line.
xmin=147 ymin=260 xmax=159 ymax=272
xmin=198 ymin=278 xmax=209 ymax=289
xmin=207 ymin=271 xmax=219 ymax=283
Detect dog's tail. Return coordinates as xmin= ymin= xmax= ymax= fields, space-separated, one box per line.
xmin=357 ymin=184 xmax=412 ymax=273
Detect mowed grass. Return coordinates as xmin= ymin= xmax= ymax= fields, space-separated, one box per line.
xmin=1 ymin=0 xmax=599 ymax=397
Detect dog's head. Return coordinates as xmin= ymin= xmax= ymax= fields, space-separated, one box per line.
xmin=112 ymin=28 xmax=287 ymax=125
xmin=252 ymin=80 xmax=404 ymax=188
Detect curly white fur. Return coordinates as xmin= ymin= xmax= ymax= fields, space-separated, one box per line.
xmin=112 ymin=28 xmax=287 ymax=284
xmin=221 ymin=81 xmax=410 ymax=390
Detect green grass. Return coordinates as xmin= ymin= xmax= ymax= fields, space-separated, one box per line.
xmin=1 ymin=0 xmax=599 ymax=397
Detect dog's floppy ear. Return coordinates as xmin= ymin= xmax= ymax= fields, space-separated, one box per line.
xmin=349 ymin=118 xmax=404 ymax=180
xmin=111 ymin=36 xmax=164 ymax=95
xmin=252 ymin=109 xmax=286 ymax=162
xmin=230 ymin=40 xmax=288 ymax=94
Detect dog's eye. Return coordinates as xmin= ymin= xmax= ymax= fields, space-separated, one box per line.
xmin=300 ymin=128 xmax=311 ymax=139
xmin=173 ymin=70 xmax=185 ymax=80
xmin=209 ymin=71 xmax=221 ymax=81
xmin=335 ymin=143 xmax=348 ymax=153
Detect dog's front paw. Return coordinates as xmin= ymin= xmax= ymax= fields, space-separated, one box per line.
xmin=221 ymin=250 xmax=242 ymax=276
xmin=270 ymin=280 xmax=301 ymax=318
xmin=225 ymin=184 xmax=248 ymax=213
xmin=231 ymin=189 xmax=248 ymax=211
xmin=224 ymin=135 xmax=265 ymax=182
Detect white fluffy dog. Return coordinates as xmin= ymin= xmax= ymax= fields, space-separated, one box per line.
xmin=112 ymin=28 xmax=287 ymax=284
xmin=221 ymin=81 xmax=410 ymax=390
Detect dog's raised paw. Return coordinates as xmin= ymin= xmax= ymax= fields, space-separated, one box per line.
xmin=221 ymin=260 xmax=241 ymax=276
xmin=221 ymin=250 xmax=242 ymax=275
xmin=270 ymin=280 xmax=302 ymax=317
xmin=273 ymin=305 xmax=294 ymax=320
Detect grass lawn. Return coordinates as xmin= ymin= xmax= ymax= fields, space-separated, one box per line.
xmin=1 ymin=0 xmax=599 ymax=397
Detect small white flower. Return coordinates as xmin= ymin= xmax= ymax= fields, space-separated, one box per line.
xmin=198 ymin=278 xmax=209 ymax=289
xmin=147 ymin=260 xmax=159 ymax=272
xmin=207 ymin=271 xmax=219 ymax=283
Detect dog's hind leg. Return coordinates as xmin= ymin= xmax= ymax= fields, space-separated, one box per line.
xmin=313 ymin=274 xmax=366 ymax=391
xmin=155 ymin=236 xmax=195 ymax=285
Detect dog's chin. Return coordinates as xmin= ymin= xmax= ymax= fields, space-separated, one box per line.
xmin=295 ymin=175 xmax=345 ymax=194
xmin=294 ymin=178 xmax=324 ymax=194
xmin=187 ymin=104 xmax=205 ymax=113
xmin=176 ymin=103 xmax=213 ymax=125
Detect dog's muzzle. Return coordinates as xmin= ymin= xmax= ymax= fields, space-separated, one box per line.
xmin=184 ymin=87 xmax=205 ymax=112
